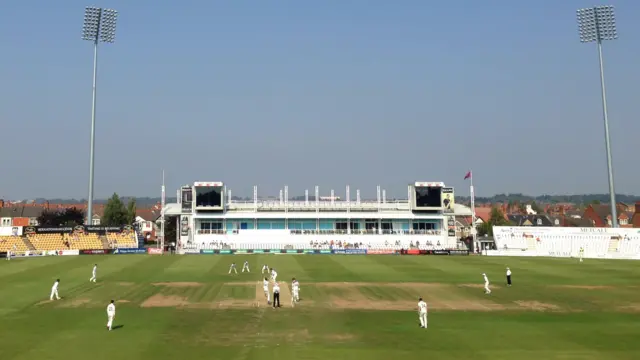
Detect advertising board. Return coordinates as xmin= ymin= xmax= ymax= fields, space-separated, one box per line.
xmin=345 ymin=249 xmax=367 ymax=255
xmin=147 ymin=248 xmax=163 ymax=255
xmin=81 ymin=249 xmax=108 ymax=255
xmin=113 ymin=248 xmax=146 ymax=254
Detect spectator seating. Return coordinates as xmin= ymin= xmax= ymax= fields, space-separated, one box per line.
xmin=64 ymin=233 xmax=102 ymax=250
xmin=0 ymin=236 xmax=28 ymax=252
xmin=107 ymin=232 xmax=138 ymax=248
xmin=27 ymin=234 xmax=65 ymax=251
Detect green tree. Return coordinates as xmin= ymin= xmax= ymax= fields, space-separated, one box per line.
xmin=102 ymin=193 xmax=128 ymax=226
xmin=37 ymin=207 xmax=85 ymax=227
xmin=474 ymin=207 xmax=511 ymax=237
xmin=477 ymin=221 xmax=492 ymax=237
xmin=163 ymin=215 xmax=177 ymax=243
xmin=126 ymin=198 xmax=137 ymax=225
xmin=489 ymin=206 xmax=510 ymax=226
xmin=591 ymin=199 xmax=601 ymax=205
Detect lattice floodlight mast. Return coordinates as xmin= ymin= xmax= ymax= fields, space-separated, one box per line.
xmin=81 ymin=7 xmax=119 ymax=225
xmin=576 ymin=5 xmax=618 ymax=227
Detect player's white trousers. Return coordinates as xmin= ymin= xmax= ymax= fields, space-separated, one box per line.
xmin=229 ymin=267 xmax=237 ymax=274
xmin=242 ymin=266 xmax=250 ymax=273
xmin=50 ymin=290 xmax=59 ymax=300
xmin=264 ymin=290 xmax=270 ymax=302
xmin=484 ymin=284 xmax=491 ymax=293
xmin=419 ymin=312 xmax=427 ymax=328
xmin=107 ymin=315 xmax=114 ymax=329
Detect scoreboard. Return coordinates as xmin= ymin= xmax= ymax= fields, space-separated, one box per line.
xmin=193 ymin=182 xmax=224 ymax=210
xmin=412 ymin=182 xmax=446 ymax=210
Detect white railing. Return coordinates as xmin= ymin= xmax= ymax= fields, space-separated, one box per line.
xmin=227 ymin=200 xmax=411 ymax=211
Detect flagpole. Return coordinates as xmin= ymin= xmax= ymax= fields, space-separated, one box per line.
xmin=469 ymin=171 xmax=477 ymax=252
xmin=160 ymin=169 xmax=165 ymax=252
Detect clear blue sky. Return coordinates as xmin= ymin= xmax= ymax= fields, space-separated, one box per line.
xmin=1 ymin=0 xmax=639 ymax=200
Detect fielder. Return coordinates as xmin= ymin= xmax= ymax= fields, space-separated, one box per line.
xmin=229 ymin=262 xmax=238 ymax=274
xmin=263 ymin=277 xmax=271 ymax=304
xmin=242 ymin=261 xmax=250 ymax=273
xmin=292 ymin=278 xmax=300 ymax=302
xmin=5 ymin=249 xmax=11 ymax=261
xmin=482 ymin=273 xmax=491 ymax=294
xmin=506 ymin=267 xmax=512 ymax=287
xmin=106 ymin=300 xmax=116 ymax=331
xmin=418 ymin=297 xmax=428 ymax=328
xmin=50 ymin=279 xmax=61 ymax=300
xmin=89 ymin=264 xmax=98 ymax=282
xmin=579 ymin=246 xmax=584 ymax=263
xmin=291 ymin=278 xmax=300 ymax=306
xmin=261 ymin=264 xmax=269 ymax=274
xmin=270 ymin=268 xmax=278 ymax=282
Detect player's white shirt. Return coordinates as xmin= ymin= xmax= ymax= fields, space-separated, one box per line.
xmin=92 ymin=266 xmax=97 ymax=275
xmin=483 ymin=275 xmax=489 ymax=284
xmin=271 ymin=270 xmax=277 ymax=278
xmin=52 ymin=281 xmax=59 ymax=291
xmin=273 ymin=284 xmax=280 ymax=293
xmin=263 ymin=279 xmax=269 ymax=290
xmin=244 ymin=261 xmax=249 ymax=266
xmin=230 ymin=263 xmax=236 ymax=267
xmin=506 ymin=269 xmax=511 ymax=276
xmin=262 ymin=265 xmax=268 ymax=270
xmin=107 ymin=303 xmax=116 ymax=316
xmin=418 ymin=300 xmax=427 ymax=313
xmin=292 ymin=281 xmax=299 ymax=291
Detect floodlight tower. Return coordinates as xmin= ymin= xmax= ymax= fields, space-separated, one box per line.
xmin=82 ymin=7 xmax=118 ymax=224
xmin=577 ymin=5 xmax=618 ymax=227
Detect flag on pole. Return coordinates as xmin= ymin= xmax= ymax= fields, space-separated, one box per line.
xmin=464 ymin=171 xmax=471 ymax=180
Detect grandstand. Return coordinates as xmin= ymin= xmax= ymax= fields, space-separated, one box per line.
xmin=106 ymin=231 xmax=138 ymax=248
xmin=0 ymin=236 xmax=29 ymax=252
xmin=26 ymin=233 xmax=65 ymax=251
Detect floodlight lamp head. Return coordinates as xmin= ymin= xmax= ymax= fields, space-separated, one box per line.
xmin=577 ymin=5 xmax=617 ymax=43
xmin=82 ymin=6 xmax=101 ymax=42
xmin=99 ymin=8 xmax=118 ymax=43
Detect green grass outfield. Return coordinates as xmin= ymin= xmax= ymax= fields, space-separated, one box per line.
xmin=1 ymin=254 xmax=640 ymax=360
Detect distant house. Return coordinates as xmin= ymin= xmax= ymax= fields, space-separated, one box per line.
xmin=583 ymin=204 xmax=634 ymax=227
xmin=507 ymin=214 xmax=555 ymax=227
xmin=136 ymin=207 xmax=161 ymax=241
xmin=0 ymin=201 xmax=43 ymax=227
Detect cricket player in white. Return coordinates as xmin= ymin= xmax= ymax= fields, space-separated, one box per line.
xmin=261 ymin=264 xmax=269 ymax=274
xmin=263 ymin=278 xmax=271 ymax=304
xmin=418 ymin=297 xmax=428 ymax=328
xmin=270 ymin=268 xmax=278 ymax=282
xmin=106 ymin=300 xmax=116 ymax=331
xmin=292 ymin=278 xmax=300 ymax=303
xmin=89 ymin=264 xmax=97 ymax=282
xmin=229 ymin=262 xmax=237 ymax=274
xmin=242 ymin=261 xmax=250 ymax=272
xmin=579 ymin=246 xmax=584 ymax=263
xmin=482 ymin=273 xmax=491 ymax=294
xmin=6 ymin=249 xmax=11 ymax=261
xmin=291 ymin=278 xmax=298 ymax=307
xmin=50 ymin=279 xmax=61 ymax=300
